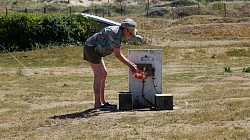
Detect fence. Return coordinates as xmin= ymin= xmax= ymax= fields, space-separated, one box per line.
xmin=1 ymin=1 xmax=250 ymax=18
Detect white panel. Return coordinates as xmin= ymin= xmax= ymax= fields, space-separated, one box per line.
xmin=128 ymin=49 xmax=162 ymax=108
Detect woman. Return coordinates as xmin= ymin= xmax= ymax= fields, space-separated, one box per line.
xmin=83 ymin=18 xmax=140 ymax=108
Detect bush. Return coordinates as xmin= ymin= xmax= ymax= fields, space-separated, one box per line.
xmin=170 ymin=0 xmax=196 ymax=7
xmin=210 ymin=1 xmax=225 ymax=10
xmin=0 ymin=13 xmax=99 ymax=52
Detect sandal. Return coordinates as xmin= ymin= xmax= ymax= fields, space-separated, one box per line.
xmin=94 ymin=102 xmax=117 ymax=109
xmin=105 ymin=102 xmax=117 ymax=108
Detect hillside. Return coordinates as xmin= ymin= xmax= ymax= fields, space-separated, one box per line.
xmin=0 ymin=0 xmax=250 ymax=48
xmin=1 ymin=0 xmax=250 ymax=18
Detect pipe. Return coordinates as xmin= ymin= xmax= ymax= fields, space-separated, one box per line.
xmin=152 ymin=68 xmax=161 ymax=94
xmin=141 ymin=73 xmax=154 ymax=106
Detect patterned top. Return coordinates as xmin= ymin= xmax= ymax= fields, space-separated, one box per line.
xmin=84 ymin=26 xmax=122 ymax=57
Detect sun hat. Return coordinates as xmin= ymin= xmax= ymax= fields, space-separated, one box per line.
xmin=120 ymin=18 xmax=144 ymax=42
xmin=121 ymin=18 xmax=138 ymax=36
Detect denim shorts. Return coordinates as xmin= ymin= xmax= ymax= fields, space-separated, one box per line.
xmin=83 ymin=45 xmax=102 ymax=64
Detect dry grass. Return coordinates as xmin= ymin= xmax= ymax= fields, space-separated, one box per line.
xmin=1 ymin=15 xmax=250 ymax=139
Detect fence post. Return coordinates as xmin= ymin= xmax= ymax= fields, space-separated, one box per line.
xmin=123 ymin=5 xmax=126 ymax=16
xmin=198 ymin=0 xmax=200 ymax=15
xmin=108 ymin=0 xmax=110 ymax=17
xmin=102 ymin=8 xmax=105 ymax=17
xmin=94 ymin=6 xmax=97 ymax=15
xmin=108 ymin=5 xmax=111 ymax=17
xmin=172 ymin=6 xmax=175 ymax=20
xmin=69 ymin=7 xmax=72 ymax=15
xmin=24 ymin=8 xmax=28 ymax=13
xmin=146 ymin=0 xmax=149 ymax=18
xmin=224 ymin=2 xmax=227 ymax=17
xmin=120 ymin=2 xmax=123 ymax=17
xmin=44 ymin=7 xmax=46 ymax=13
xmin=5 ymin=7 xmax=8 ymax=16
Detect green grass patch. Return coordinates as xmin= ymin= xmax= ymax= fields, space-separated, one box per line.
xmin=225 ymin=49 xmax=250 ymax=57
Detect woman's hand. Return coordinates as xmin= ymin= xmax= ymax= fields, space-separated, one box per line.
xmin=130 ymin=64 xmax=138 ymax=73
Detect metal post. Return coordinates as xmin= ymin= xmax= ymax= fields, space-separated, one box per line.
xmin=123 ymin=5 xmax=126 ymax=16
xmin=224 ymin=1 xmax=227 ymax=17
xmin=5 ymin=7 xmax=8 ymax=16
xmin=146 ymin=0 xmax=149 ymax=18
xmin=24 ymin=8 xmax=28 ymax=13
xmin=198 ymin=0 xmax=200 ymax=15
xmin=172 ymin=6 xmax=175 ymax=20
xmin=103 ymin=8 xmax=104 ymax=17
xmin=95 ymin=6 xmax=97 ymax=15
xmin=69 ymin=7 xmax=72 ymax=15
xmin=120 ymin=1 xmax=122 ymax=17
xmin=108 ymin=0 xmax=110 ymax=17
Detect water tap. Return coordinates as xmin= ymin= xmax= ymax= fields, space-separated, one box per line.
xmin=133 ymin=67 xmax=147 ymax=79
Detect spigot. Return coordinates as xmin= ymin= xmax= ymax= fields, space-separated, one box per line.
xmin=133 ymin=67 xmax=147 ymax=79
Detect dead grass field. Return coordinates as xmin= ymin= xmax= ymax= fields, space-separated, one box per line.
xmin=0 ymin=15 xmax=250 ymax=139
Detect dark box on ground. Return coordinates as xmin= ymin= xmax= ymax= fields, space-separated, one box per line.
xmin=119 ymin=92 xmax=133 ymax=110
xmin=155 ymin=94 xmax=173 ymax=110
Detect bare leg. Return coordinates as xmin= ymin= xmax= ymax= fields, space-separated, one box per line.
xmin=90 ymin=59 xmax=107 ymax=108
xmin=99 ymin=59 xmax=107 ymax=104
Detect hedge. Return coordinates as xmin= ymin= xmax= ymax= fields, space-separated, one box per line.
xmin=0 ymin=13 xmax=99 ymax=52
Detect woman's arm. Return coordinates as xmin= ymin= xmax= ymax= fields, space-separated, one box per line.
xmin=113 ymin=48 xmax=138 ymax=73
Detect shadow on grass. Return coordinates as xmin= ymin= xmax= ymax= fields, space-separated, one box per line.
xmin=50 ymin=107 xmax=118 ymax=119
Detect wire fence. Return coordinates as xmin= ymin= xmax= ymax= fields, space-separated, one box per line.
xmin=1 ymin=1 xmax=250 ymax=18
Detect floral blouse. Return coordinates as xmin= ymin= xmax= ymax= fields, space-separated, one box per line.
xmin=84 ymin=26 xmax=122 ymax=57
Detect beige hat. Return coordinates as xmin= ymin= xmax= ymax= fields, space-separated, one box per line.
xmin=121 ymin=18 xmax=137 ymax=36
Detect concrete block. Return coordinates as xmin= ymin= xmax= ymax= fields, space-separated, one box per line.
xmin=155 ymin=94 xmax=173 ymax=110
xmin=119 ymin=92 xmax=133 ymax=110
